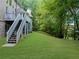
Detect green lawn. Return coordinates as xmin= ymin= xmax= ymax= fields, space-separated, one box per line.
xmin=0 ymin=32 xmax=79 ymax=59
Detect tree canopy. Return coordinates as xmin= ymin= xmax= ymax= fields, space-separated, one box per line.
xmin=17 ymin=0 xmax=79 ymax=39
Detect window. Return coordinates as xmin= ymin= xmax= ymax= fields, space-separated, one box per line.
xmin=6 ymin=0 xmax=8 ymax=4
xmin=6 ymin=0 xmax=12 ymax=6
xmin=9 ymin=0 xmax=12 ymax=6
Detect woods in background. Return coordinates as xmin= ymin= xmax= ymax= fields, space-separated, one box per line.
xmin=17 ymin=0 xmax=79 ymax=39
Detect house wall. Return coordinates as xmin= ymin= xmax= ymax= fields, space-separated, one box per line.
xmin=0 ymin=0 xmax=6 ymax=20
xmin=0 ymin=21 xmax=5 ymax=36
xmin=0 ymin=0 xmax=29 ymax=36
xmin=0 ymin=0 xmax=6 ymax=36
xmin=5 ymin=0 xmax=17 ymax=20
xmin=0 ymin=0 xmax=17 ymax=36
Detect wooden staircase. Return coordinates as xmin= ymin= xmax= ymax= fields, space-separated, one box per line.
xmin=8 ymin=33 xmax=16 ymax=43
xmin=6 ymin=13 xmax=32 ymax=46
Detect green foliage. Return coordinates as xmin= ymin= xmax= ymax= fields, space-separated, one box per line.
xmin=17 ymin=0 xmax=79 ymax=38
xmin=36 ymin=0 xmax=79 ymax=38
xmin=17 ymin=0 xmax=40 ymax=31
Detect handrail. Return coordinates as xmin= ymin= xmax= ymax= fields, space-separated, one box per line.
xmin=16 ymin=14 xmax=32 ymax=43
xmin=7 ymin=12 xmax=32 ymax=43
xmin=25 ymin=15 xmax=32 ymax=32
xmin=25 ymin=14 xmax=32 ymax=23
xmin=16 ymin=15 xmax=27 ymax=43
xmin=7 ymin=13 xmax=22 ymax=42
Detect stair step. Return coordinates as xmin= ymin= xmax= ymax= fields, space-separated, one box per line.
xmin=8 ymin=40 xmax=16 ymax=42
xmin=8 ymin=39 xmax=16 ymax=41
xmin=8 ymin=42 xmax=16 ymax=43
xmin=11 ymin=35 xmax=16 ymax=37
xmin=8 ymin=37 xmax=16 ymax=43
xmin=8 ymin=41 xmax=16 ymax=43
xmin=11 ymin=37 xmax=16 ymax=39
xmin=8 ymin=35 xmax=16 ymax=43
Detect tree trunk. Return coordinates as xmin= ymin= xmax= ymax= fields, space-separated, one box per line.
xmin=58 ymin=18 xmax=64 ymax=38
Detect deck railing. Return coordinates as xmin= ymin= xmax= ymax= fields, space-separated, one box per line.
xmin=7 ymin=12 xmax=32 ymax=43
xmin=25 ymin=14 xmax=32 ymax=32
xmin=16 ymin=14 xmax=27 ymax=43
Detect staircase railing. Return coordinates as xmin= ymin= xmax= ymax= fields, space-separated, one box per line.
xmin=25 ymin=14 xmax=32 ymax=32
xmin=16 ymin=14 xmax=27 ymax=43
xmin=7 ymin=13 xmax=22 ymax=42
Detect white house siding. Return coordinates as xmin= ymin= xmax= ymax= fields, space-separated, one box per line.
xmin=0 ymin=0 xmax=6 ymax=36
xmin=0 ymin=0 xmax=6 ymax=20
xmin=4 ymin=6 xmax=15 ymax=20
xmin=0 ymin=21 xmax=5 ymax=36
xmin=0 ymin=0 xmax=17 ymax=36
xmin=0 ymin=0 xmax=27 ymax=36
xmin=4 ymin=0 xmax=17 ymax=20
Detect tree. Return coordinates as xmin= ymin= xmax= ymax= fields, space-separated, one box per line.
xmin=17 ymin=0 xmax=79 ymax=39
xmin=17 ymin=0 xmax=40 ymax=31
xmin=36 ymin=0 xmax=79 ymax=39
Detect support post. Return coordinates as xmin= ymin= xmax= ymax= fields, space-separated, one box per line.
xmin=26 ymin=23 xmax=28 ymax=34
xmin=24 ymin=23 xmax=26 ymax=35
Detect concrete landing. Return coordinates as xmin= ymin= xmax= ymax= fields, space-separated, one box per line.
xmin=2 ymin=44 xmax=16 ymax=47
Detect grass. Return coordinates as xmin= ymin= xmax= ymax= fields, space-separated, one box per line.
xmin=0 ymin=32 xmax=79 ymax=59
